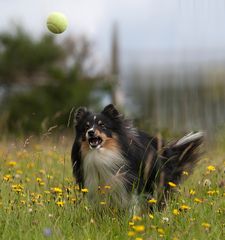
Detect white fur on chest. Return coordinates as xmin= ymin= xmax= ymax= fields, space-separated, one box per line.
xmin=82 ymin=148 xmax=129 ymax=206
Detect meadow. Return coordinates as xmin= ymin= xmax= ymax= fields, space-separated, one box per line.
xmin=0 ymin=135 xmax=224 ymax=240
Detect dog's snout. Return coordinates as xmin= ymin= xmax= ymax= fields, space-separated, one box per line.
xmin=87 ymin=130 xmax=95 ymax=137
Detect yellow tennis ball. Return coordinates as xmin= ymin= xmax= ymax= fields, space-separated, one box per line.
xmin=46 ymin=12 xmax=68 ymax=34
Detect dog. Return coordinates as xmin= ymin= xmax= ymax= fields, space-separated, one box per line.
xmin=71 ymin=104 xmax=204 ymax=210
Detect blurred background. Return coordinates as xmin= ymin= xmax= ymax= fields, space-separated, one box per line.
xmin=1 ymin=0 xmax=225 ymax=139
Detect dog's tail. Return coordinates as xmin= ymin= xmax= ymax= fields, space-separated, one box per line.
xmin=157 ymin=132 xmax=204 ymax=206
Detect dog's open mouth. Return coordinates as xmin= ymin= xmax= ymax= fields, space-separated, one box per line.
xmin=88 ymin=136 xmax=103 ymax=148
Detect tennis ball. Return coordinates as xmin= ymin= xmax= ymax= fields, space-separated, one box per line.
xmin=46 ymin=12 xmax=68 ymax=34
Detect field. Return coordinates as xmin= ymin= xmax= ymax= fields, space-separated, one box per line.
xmin=0 ymin=135 xmax=224 ymax=240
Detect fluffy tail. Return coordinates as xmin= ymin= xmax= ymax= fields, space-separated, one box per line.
xmin=157 ymin=132 xmax=204 ymax=206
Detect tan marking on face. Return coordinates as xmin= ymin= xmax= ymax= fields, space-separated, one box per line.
xmin=81 ymin=141 xmax=90 ymax=158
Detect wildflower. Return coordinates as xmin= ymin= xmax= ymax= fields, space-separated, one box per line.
xmin=149 ymin=214 xmax=154 ymax=219
xmin=203 ymin=179 xmax=211 ymax=187
xmin=162 ymin=217 xmax=169 ymax=223
xmin=207 ymin=165 xmax=215 ymax=172
xmin=194 ymin=198 xmax=203 ymax=203
xmin=8 ymin=161 xmax=17 ymax=167
xmin=129 ymin=221 xmax=135 ymax=226
xmin=56 ymin=201 xmax=65 ymax=207
xmin=157 ymin=228 xmax=165 ymax=235
xmin=168 ymin=182 xmax=177 ymax=188
xmin=71 ymin=198 xmax=76 ymax=204
xmin=132 ymin=215 xmax=142 ymax=221
xmin=47 ymin=175 xmax=53 ymax=180
xmin=99 ymin=201 xmax=106 ymax=205
xmin=148 ymin=198 xmax=157 ymax=204
xmin=104 ymin=185 xmax=111 ymax=189
xmin=43 ymin=227 xmax=52 ymax=237
xmin=201 ymin=222 xmax=211 ymax=229
xmin=127 ymin=231 xmax=136 ymax=237
xmin=81 ymin=188 xmax=88 ymax=193
xmin=172 ymin=209 xmax=180 ymax=216
xmin=135 ymin=238 xmax=143 ymax=240
xmin=11 ymin=184 xmax=23 ymax=193
xmin=182 ymin=171 xmax=189 ymax=176
xmin=180 ymin=205 xmax=191 ymax=211
xmin=51 ymin=187 xmax=62 ymax=194
xmin=36 ymin=177 xmax=42 ymax=183
xmin=189 ymin=189 xmax=196 ymax=195
xmin=3 ymin=174 xmax=12 ymax=181
xmin=133 ymin=225 xmax=145 ymax=232
xmin=207 ymin=190 xmax=219 ymax=196
xmin=16 ymin=170 xmax=23 ymax=175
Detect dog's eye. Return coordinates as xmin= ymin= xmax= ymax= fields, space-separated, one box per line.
xmin=98 ymin=121 xmax=105 ymax=128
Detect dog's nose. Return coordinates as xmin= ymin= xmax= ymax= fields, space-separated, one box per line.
xmin=87 ymin=130 xmax=95 ymax=137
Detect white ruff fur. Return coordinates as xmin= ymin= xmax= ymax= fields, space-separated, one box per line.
xmin=82 ymin=147 xmax=130 ymax=207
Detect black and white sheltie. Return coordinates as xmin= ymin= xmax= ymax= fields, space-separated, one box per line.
xmin=71 ymin=104 xmax=203 ymax=209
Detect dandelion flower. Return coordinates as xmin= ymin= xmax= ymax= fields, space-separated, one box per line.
xmin=81 ymin=188 xmax=89 ymax=193
xmin=127 ymin=231 xmax=136 ymax=237
xmin=99 ymin=201 xmax=106 ymax=205
xmin=180 ymin=205 xmax=191 ymax=211
xmin=8 ymin=161 xmax=17 ymax=167
xmin=168 ymin=182 xmax=177 ymax=188
xmin=56 ymin=201 xmax=65 ymax=207
xmin=129 ymin=221 xmax=135 ymax=226
xmin=149 ymin=214 xmax=154 ymax=219
xmin=148 ymin=198 xmax=157 ymax=204
xmin=133 ymin=225 xmax=145 ymax=232
xmin=132 ymin=215 xmax=142 ymax=221
xmin=207 ymin=165 xmax=215 ymax=172
xmin=3 ymin=174 xmax=12 ymax=181
xmin=189 ymin=189 xmax=196 ymax=195
xmin=172 ymin=209 xmax=180 ymax=216
xmin=157 ymin=228 xmax=165 ymax=234
xmin=194 ymin=198 xmax=203 ymax=203
xmin=182 ymin=171 xmax=189 ymax=176
xmin=201 ymin=222 xmax=211 ymax=229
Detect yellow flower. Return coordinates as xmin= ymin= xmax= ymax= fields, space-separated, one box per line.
xmin=81 ymin=188 xmax=89 ymax=193
xmin=182 ymin=171 xmax=189 ymax=176
xmin=172 ymin=209 xmax=180 ymax=215
xmin=132 ymin=215 xmax=142 ymax=221
xmin=148 ymin=214 xmax=154 ymax=219
xmin=104 ymin=185 xmax=111 ymax=189
xmin=127 ymin=231 xmax=136 ymax=237
xmin=180 ymin=205 xmax=191 ymax=211
xmin=3 ymin=174 xmax=12 ymax=181
xmin=157 ymin=228 xmax=165 ymax=234
xmin=207 ymin=165 xmax=215 ymax=172
xmin=56 ymin=201 xmax=65 ymax=207
xmin=201 ymin=222 xmax=211 ymax=229
xmin=132 ymin=225 xmax=145 ymax=232
xmin=135 ymin=238 xmax=143 ymax=240
xmin=8 ymin=161 xmax=17 ymax=167
xmin=207 ymin=190 xmax=219 ymax=196
xmin=99 ymin=201 xmax=106 ymax=205
xmin=168 ymin=182 xmax=177 ymax=188
xmin=11 ymin=184 xmax=23 ymax=193
xmin=36 ymin=177 xmax=42 ymax=183
xmin=194 ymin=198 xmax=203 ymax=203
xmin=148 ymin=198 xmax=157 ymax=204
xmin=51 ymin=187 xmax=62 ymax=194
xmin=129 ymin=221 xmax=135 ymax=226
xmin=189 ymin=189 xmax=196 ymax=195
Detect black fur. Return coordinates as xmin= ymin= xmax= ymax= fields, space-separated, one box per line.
xmin=71 ymin=104 xmax=204 ymax=209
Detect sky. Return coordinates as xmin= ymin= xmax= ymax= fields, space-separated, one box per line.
xmin=1 ymin=0 xmax=225 ymax=66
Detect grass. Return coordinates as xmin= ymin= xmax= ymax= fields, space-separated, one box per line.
xmin=0 ymin=136 xmax=224 ymax=240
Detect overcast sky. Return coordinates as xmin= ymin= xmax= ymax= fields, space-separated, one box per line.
xmin=1 ymin=0 xmax=225 ymax=65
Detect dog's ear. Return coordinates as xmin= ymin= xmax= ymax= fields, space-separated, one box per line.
xmin=101 ymin=104 xmax=121 ymax=119
xmin=74 ymin=107 xmax=88 ymax=124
